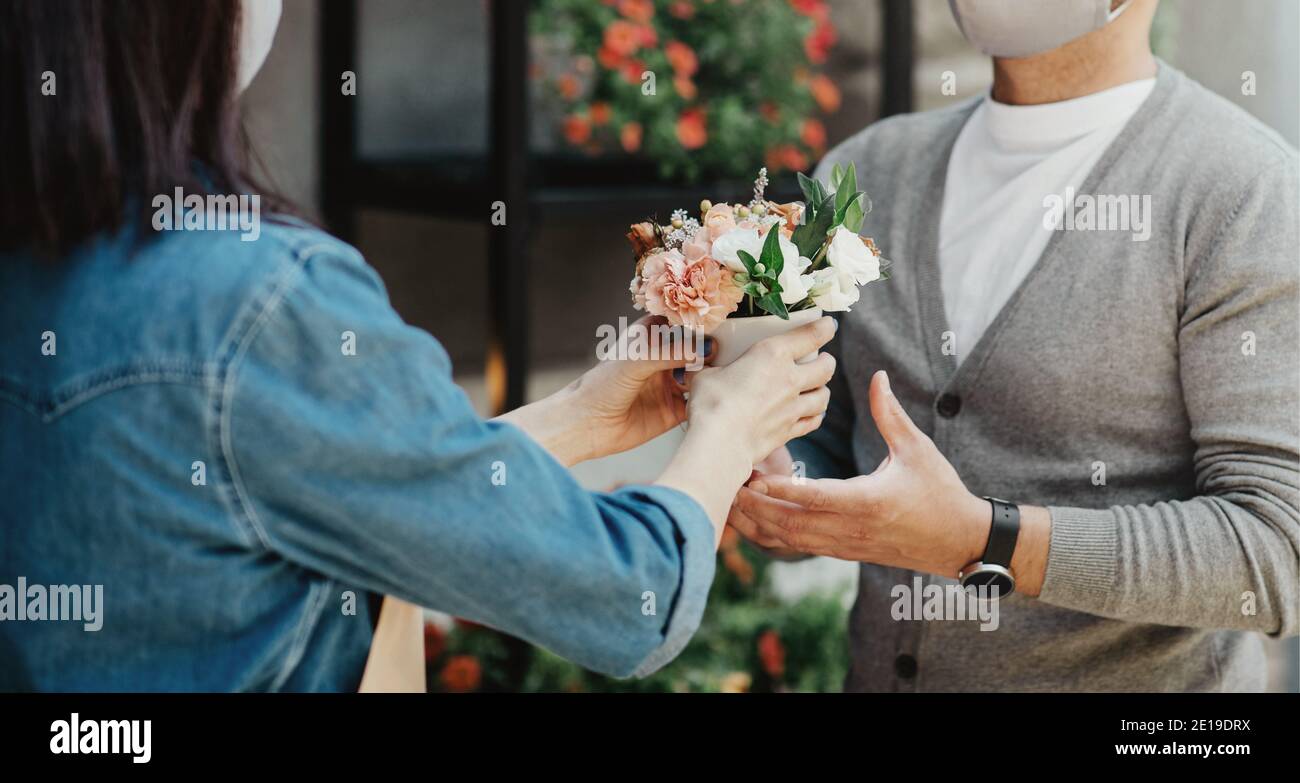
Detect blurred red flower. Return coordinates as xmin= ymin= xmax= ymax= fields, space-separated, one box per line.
xmin=809 ymin=73 xmax=841 ymax=113
xmin=722 ymin=548 xmax=754 ymax=585
xmin=800 ymin=118 xmax=826 ymax=151
xmin=621 ymin=58 xmax=646 ymax=85
xmin=597 ymin=45 xmax=622 ymax=70
xmin=423 ymin=622 xmax=446 ymax=663
xmin=665 ymin=40 xmax=699 ymax=77
xmin=674 ymin=75 xmax=697 ymax=101
xmin=603 ymin=20 xmax=642 ymax=57
xmin=757 ymin=630 xmax=786 ymax=678
xmin=669 ymin=1 xmax=696 ymax=20
xmin=765 ymin=143 xmax=808 ymax=173
xmin=804 ymin=20 xmax=837 ymax=64
xmin=618 ymin=0 xmax=655 ymax=24
xmin=590 ymin=101 xmax=612 ymax=126
xmin=557 ymin=73 xmax=581 ymax=100
xmin=620 ymin=121 xmax=643 ymax=152
xmin=676 ymin=108 xmax=708 ymax=150
xmin=440 ymin=655 xmax=482 ymax=693
xmin=564 ymin=114 xmax=592 ymax=144
xmin=788 ymin=0 xmax=830 ymax=22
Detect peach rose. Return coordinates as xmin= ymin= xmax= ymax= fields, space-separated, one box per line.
xmin=639 ymin=248 xmax=743 ymax=330
xmin=703 ymin=202 xmax=737 ymax=240
xmin=768 ymin=201 xmax=805 ymax=233
xmin=627 ymin=221 xmax=660 ymax=266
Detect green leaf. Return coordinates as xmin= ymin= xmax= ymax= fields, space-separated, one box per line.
xmin=797 ymin=173 xmax=825 ymax=227
xmin=736 ymin=250 xmax=759 ymax=277
xmin=757 ymin=224 xmax=784 ymax=277
xmin=791 ymin=192 xmax=837 ymax=260
xmin=797 ymin=172 xmax=820 ymax=207
xmin=842 ymin=192 xmax=868 ymax=234
xmin=829 ymin=163 xmax=844 ymax=192
xmin=834 ymin=162 xmax=858 ymax=214
xmin=833 ymin=191 xmax=863 ymax=228
xmin=757 ymin=292 xmax=790 ymax=319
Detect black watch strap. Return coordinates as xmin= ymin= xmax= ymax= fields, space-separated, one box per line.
xmin=981 ymin=497 xmax=1020 ymax=568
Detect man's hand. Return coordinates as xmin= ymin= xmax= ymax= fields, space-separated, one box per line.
xmin=726 ymin=446 xmax=808 ymax=561
xmin=728 ymin=370 xmax=1050 ymax=594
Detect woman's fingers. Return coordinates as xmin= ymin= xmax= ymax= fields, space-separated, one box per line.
xmin=793 ymin=351 xmax=836 ymax=392
xmin=794 ymin=386 xmax=831 ymax=420
xmin=669 ymin=337 xmax=720 ymax=388
xmin=618 ymin=315 xmax=717 ymax=380
xmin=789 ymin=413 xmax=826 ymax=439
xmin=761 ymin=316 xmax=837 ymax=360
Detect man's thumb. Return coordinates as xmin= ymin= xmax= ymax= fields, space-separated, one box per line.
xmin=868 ymin=370 xmax=921 ymax=452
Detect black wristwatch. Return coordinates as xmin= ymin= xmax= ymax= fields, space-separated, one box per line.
xmin=959 ymin=497 xmax=1020 ymax=598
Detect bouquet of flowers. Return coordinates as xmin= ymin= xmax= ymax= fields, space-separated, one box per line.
xmin=627 ymin=165 xmax=886 ymax=337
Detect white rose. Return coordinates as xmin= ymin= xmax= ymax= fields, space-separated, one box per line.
xmin=826 ymin=225 xmax=880 ymax=286
xmin=807 ymin=266 xmax=861 ymax=312
xmin=709 ymin=227 xmax=764 ymax=273
xmin=777 ymin=241 xmax=813 ymax=305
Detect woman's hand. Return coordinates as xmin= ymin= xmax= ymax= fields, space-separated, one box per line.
xmin=685 ymin=317 xmax=839 ymax=466
xmin=496 ymin=316 xmax=710 ymax=466
xmin=564 ymin=315 xmax=713 ymax=459
xmin=656 ymin=316 xmax=839 ymax=542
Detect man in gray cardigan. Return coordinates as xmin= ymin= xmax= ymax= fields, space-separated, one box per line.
xmin=728 ymin=0 xmax=1299 ymax=691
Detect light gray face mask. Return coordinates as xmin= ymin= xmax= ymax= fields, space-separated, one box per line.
xmin=948 ymin=0 xmax=1133 ymax=58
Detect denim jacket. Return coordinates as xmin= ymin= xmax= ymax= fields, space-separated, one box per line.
xmin=0 ymin=218 xmax=715 ymax=691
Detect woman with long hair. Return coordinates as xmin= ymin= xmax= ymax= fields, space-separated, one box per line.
xmin=0 ymin=0 xmax=836 ymax=691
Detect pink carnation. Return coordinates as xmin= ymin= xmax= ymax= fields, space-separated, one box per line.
xmin=639 ymin=248 xmax=743 ymax=330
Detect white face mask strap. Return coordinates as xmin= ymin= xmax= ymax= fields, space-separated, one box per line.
xmin=1107 ymin=0 xmax=1135 ymax=23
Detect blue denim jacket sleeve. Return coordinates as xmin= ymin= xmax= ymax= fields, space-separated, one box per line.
xmin=220 ymin=246 xmax=716 ymax=678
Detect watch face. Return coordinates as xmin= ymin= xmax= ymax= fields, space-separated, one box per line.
xmin=962 ymin=568 xmax=1013 ymax=599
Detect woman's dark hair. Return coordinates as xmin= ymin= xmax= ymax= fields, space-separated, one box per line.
xmin=0 ymin=0 xmax=284 ymax=256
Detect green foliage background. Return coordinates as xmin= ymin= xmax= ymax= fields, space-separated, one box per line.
xmin=531 ymin=0 xmax=832 ymax=182
xmin=431 ymin=541 xmax=851 ymax=693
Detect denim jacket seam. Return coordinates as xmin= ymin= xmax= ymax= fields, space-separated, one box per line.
xmin=0 ymin=361 xmax=212 ymax=421
xmin=269 ymin=578 xmax=334 ymax=691
xmin=211 ymin=254 xmax=310 ymax=551
xmin=211 ymin=241 xmax=360 ymax=553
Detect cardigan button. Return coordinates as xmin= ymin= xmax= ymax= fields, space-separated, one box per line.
xmin=936 ymin=393 xmax=962 ymax=418
xmin=894 ymin=653 xmax=918 ymax=679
